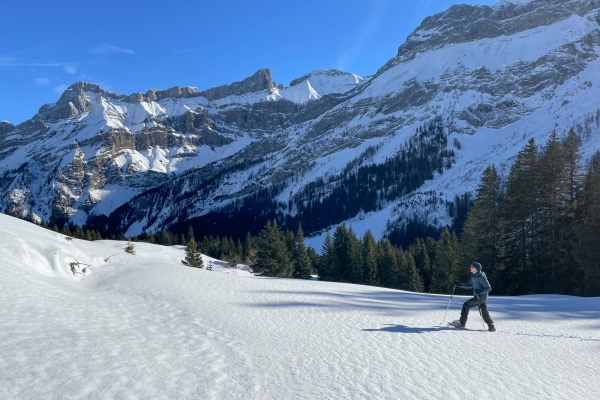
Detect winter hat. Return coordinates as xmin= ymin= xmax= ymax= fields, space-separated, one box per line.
xmin=471 ymin=262 xmax=482 ymax=273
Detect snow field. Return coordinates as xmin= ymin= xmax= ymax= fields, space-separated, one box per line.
xmin=1 ymin=214 xmax=599 ymax=399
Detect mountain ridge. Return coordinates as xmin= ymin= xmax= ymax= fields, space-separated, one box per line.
xmin=2 ymin=0 xmax=600 ymax=246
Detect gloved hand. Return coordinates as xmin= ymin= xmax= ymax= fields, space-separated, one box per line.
xmin=475 ymin=289 xmax=481 ymax=294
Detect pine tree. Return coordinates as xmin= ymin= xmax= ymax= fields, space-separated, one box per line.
xmin=362 ymin=230 xmax=379 ymax=286
xmin=319 ymin=232 xmax=336 ymax=281
xmin=332 ymin=224 xmax=352 ymax=282
xmin=285 ymin=230 xmax=296 ymax=256
xmin=307 ymin=246 xmax=321 ymax=275
xmin=459 ymin=165 xmax=503 ymax=291
xmin=502 ymin=138 xmax=540 ymax=294
xmin=537 ymin=131 xmax=570 ymax=292
xmin=429 ymin=228 xmax=460 ymax=294
xmin=405 ymin=252 xmax=424 ymax=292
xmin=254 ymin=220 xmax=294 ymax=277
xmin=559 ymin=128 xmax=586 ymax=293
xmin=293 ymin=225 xmax=312 ymax=279
xmin=377 ymin=239 xmax=400 ymax=288
xmin=181 ymin=237 xmax=204 ymax=268
xmin=575 ymin=155 xmax=600 ymax=296
xmin=243 ymin=232 xmax=255 ymax=266
xmin=409 ymin=238 xmax=432 ymax=291
xmin=347 ymin=232 xmax=363 ymax=284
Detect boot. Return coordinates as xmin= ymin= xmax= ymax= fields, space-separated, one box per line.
xmin=450 ymin=320 xmax=465 ymax=328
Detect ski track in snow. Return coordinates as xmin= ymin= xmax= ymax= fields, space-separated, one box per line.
xmin=0 ymin=214 xmax=599 ymax=399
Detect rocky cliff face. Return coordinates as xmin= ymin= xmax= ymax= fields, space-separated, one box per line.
xmin=2 ymin=0 xmax=600 ymax=242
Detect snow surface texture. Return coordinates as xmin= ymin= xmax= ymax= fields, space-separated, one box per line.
xmin=1 ymin=214 xmax=599 ymax=399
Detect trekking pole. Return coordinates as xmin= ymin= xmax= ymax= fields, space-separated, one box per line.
xmin=476 ymin=294 xmax=486 ymax=330
xmin=441 ymin=285 xmax=457 ymax=324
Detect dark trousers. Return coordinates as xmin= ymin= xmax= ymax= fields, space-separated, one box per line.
xmin=460 ymin=297 xmax=494 ymax=326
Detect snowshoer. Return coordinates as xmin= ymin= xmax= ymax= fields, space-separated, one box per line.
xmin=451 ymin=262 xmax=496 ymax=332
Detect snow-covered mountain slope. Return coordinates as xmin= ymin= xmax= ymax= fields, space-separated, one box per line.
xmin=0 ymin=67 xmax=363 ymax=224
xmin=2 ymin=0 xmax=600 ymax=243
xmin=1 ymin=214 xmax=599 ymax=399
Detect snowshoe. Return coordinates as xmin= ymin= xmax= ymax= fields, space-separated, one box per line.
xmin=448 ymin=320 xmax=466 ymax=329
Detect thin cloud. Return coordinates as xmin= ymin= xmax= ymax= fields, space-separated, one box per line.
xmin=54 ymin=84 xmax=68 ymax=94
xmin=35 ymin=77 xmax=51 ymax=85
xmin=64 ymin=64 xmax=77 ymax=74
xmin=89 ymin=44 xmax=134 ymax=55
xmin=0 ymin=62 xmax=62 ymax=67
xmin=336 ymin=0 xmax=391 ymax=71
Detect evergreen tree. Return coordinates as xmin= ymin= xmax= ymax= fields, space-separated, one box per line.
xmin=293 ymin=225 xmax=312 ymax=279
xmin=243 ymin=232 xmax=255 ymax=266
xmin=362 ymin=230 xmax=379 ymax=286
xmin=537 ymin=131 xmax=570 ymax=292
xmin=319 ymin=232 xmax=336 ymax=281
xmin=559 ymin=128 xmax=586 ymax=293
xmin=332 ymin=225 xmax=352 ymax=282
xmin=409 ymin=238 xmax=432 ymax=291
xmin=181 ymin=237 xmax=204 ymax=268
xmin=235 ymin=239 xmax=244 ymax=260
xmin=254 ymin=220 xmax=294 ymax=277
xmin=459 ymin=165 xmax=503 ymax=291
xmin=347 ymin=232 xmax=363 ymax=284
xmin=429 ymin=228 xmax=460 ymax=294
xmin=502 ymin=138 xmax=540 ymax=294
xmin=378 ymin=239 xmax=400 ymax=289
xmin=575 ymin=155 xmax=600 ymax=296
xmin=306 ymin=246 xmax=320 ymax=276
xmin=285 ymin=230 xmax=296 ymax=257
xmin=405 ymin=252 xmax=424 ymax=292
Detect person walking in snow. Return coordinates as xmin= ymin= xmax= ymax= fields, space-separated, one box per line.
xmin=451 ymin=262 xmax=496 ymax=332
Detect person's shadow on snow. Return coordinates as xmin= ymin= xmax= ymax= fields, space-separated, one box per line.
xmin=362 ymin=324 xmax=452 ymax=333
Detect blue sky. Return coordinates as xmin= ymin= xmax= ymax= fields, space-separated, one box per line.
xmin=1 ymin=0 xmax=494 ymax=124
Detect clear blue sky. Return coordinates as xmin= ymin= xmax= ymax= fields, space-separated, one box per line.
xmin=0 ymin=0 xmax=494 ymax=124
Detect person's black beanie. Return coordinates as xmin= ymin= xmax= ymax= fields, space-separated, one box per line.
xmin=471 ymin=262 xmax=482 ymax=273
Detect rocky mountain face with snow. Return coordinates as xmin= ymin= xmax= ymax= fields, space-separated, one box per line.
xmin=2 ymin=0 xmax=600 ymax=242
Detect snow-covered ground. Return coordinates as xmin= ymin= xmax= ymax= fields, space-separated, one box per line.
xmin=1 ymin=214 xmax=599 ymax=399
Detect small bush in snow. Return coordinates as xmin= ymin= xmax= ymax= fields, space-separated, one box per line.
xmin=124 ymin=240 xmax=136 ymax=255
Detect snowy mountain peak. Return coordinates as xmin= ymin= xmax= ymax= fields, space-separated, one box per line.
xmin=288 ymin=69 xmax=364 ymax=96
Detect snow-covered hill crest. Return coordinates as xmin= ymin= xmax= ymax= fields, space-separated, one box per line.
xmin=2 ymin=0 xmax=600 ymax=242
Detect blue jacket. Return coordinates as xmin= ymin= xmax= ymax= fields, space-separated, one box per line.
xmin=459 ymin=271 xmax=492 ymax=301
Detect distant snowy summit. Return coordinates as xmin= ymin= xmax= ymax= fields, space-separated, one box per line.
xmin=277 ymin=70 xmax=366 ymax=104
